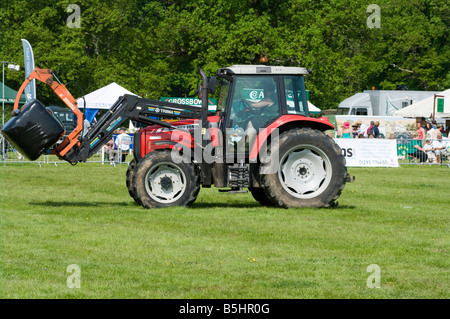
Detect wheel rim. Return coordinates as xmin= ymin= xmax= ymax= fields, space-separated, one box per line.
xmin=144 ymin=162 xmax=187 ymax=204
xmin=278 ymin=145 xmax=332 ymax=199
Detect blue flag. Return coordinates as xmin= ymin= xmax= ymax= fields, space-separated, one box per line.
xmin=21 ymin=39 xmax=36 ymax=102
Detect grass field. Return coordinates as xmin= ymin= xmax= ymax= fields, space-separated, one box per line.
xmin=0 ymin=163 xmax=448 ymax=299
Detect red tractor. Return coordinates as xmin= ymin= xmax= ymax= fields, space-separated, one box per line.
xmin=3 ymin=64 xmax=351 ymax=209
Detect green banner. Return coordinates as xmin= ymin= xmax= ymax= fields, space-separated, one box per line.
xmin=436 ymin=98 xmax=444 ymax=113
xmin=160 ymin=97 xmax=217 ymax=107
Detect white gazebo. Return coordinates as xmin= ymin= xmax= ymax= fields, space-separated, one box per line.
xmin=77 ymin=82 xmax=137 ymax=123
xmin=393 ymin=89 xmax=450 ymax=119
xmin=308 ymin=101 xmax=321 ymax=114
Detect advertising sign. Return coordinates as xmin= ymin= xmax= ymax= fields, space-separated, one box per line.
xmin=21 ymin=39 xmax=36 ymax=103
xmin=334 ymin=139 xmax=399 ymax=167
xmin=160 ymin=97 xmax=217 ymax=112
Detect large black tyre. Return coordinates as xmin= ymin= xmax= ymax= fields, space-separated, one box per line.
xmin=126 ymin=158 xmax=139 ymax=204
xmin=249 ymin=187 xmax=275 ymax=206
xmin=132 ymin=151 xmax=200 ymax=208
xmin=261 ymin=128 xmax=347 ymax=208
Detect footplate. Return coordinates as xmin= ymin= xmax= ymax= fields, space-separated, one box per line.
xmin=227 ymin=163 xmax=250 ymax=188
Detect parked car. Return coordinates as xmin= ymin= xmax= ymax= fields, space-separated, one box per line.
xmin=47 ymin=106 xmax=77 ymax=137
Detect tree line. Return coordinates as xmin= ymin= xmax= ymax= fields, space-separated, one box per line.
xmin=1 ymin=0 xmax=448 ymax=113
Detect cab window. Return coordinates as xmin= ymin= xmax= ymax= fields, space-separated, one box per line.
xmin=228 ymin=75 xmax=280 ymax=131
xmin=284 ymin=76 xmax=307 ymax=116
xmin=216 ymin=79 xmax=230 ymax=113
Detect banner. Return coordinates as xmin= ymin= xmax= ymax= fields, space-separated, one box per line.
xmin=334 ymin=138 xmax=399 ymax=167
xmin=335 ymin=115 xmax=416 ymax=139
xmin=21 ymin=39 xmax=36 ymax=103
xmin=160 ymin=97 xmax=217 ymax=112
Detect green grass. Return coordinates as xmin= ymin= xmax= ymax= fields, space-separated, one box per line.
xmin=0 ymin=164 xmax=448 ymax=298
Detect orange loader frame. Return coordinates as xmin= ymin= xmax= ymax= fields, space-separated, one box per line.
xmin=13 ymin=67 xmax=84 ymax=158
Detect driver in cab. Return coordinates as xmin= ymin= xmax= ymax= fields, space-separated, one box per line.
xmin=241 ymin=81 xmax=279 ymax=148
xmin=248 ymin=82 xmax=277 ymax=109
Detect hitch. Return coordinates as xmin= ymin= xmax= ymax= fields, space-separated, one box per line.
xmin=345 ymin=173 xmax=355 ymax=183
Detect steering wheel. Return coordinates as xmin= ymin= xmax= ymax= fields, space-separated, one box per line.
xmin=238 ymin=98 xmax=267 ymax=118
xmin=234 ymin=98 xmax=250 ymax=120
xmin=239 ymin=98 xmax=253 ymax=111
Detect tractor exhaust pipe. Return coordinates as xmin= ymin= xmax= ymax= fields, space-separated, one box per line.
xmin=198 ymin=67 xmax=209 ymax=148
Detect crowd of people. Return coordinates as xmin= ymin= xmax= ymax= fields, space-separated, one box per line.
xmin=336 ymin=120 xmax=381 ymax=138
xmin=408 ymin=120 xmax=449 ymax=164
xmin=335 ymin=118 xmax=449 ymax=165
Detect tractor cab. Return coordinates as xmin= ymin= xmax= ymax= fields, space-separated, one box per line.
xmin=215 ymin=65 xmax=311 ymax=153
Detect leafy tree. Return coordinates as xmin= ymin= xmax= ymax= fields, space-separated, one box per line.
xmin=0 ymin=0 xmax=448 ymax=119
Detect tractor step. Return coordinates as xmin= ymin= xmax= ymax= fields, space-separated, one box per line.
xmin=218 ymin=188 xmax=248 ymax=194
xmin=227 ymin=163 xmax=250 ymax=188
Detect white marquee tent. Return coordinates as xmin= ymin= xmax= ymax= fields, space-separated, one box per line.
xmin=77 ymin=82 xmax=137 ymax=109
xmin=77 ymin=82 xmax=137 ymax=123
xmin=393 ymin=88 xmax=450 ymax=119
xmin=308 ymin=101 xmax=321 ymax=114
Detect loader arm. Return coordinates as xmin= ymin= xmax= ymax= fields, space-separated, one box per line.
xmin=10 ymin=66 xmax=210 ymax=164
xmin=62 ymin=94 xmax=203 ymax=164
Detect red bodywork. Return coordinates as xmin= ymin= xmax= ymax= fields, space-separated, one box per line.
xmin=137 ymin=115 xmax=333 ymax=160
xmin=248 ymin=115 xmax=334 ymax=159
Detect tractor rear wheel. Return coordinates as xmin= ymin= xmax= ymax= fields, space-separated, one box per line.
xmin=261 ymin=128 xmax=347 ymax=208
xmin=132 ymin=150 xmax=200 ymax=208
xmin=249 ymin=187 xmax=275 ymax=206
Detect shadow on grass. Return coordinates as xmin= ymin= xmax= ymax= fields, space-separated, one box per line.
xmin=192 ymin=201 xmax=356 ymax=210
xmin=329 ymin=204 xmax=356 ymax=210
xmin=29 ymin=200 xmax=260 ymax=209
xmin=192 ymin=201 xmax=266 ymax=209
xmin=30 ymin=200 xmax=356 ymax=210
xmin=29 ymin=201 xmax=132 ymax=207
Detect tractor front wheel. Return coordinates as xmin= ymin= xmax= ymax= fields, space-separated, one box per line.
xmin=126 ymin=158 xmax=139 ymax=204
xmin=261 ymin=128 xmax=347 ymax=208
xmin=132 ymin=151 xmax=200 ymax=208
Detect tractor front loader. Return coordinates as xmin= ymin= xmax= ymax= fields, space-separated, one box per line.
xmin=2 ymin=63 xmax=352 ymax=209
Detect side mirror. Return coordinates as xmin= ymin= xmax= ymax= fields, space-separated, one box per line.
xmin=208 ymin=76 xmax=216 ymax=94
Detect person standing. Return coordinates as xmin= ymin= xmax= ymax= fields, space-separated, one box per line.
xmin=115 ymin=128 xmax=132 ymax=163
xmin=416 ymin=121 xmax=426 ymax=141
xmin=104 ymin=137 xmax=115 ymax=164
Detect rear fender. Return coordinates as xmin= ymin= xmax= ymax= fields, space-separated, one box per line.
xmin=249 ymin=115 xmax=334 ymax=160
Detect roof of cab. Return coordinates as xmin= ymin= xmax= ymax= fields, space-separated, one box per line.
xmin=219 ymin=65 xmax=309 ymax=76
